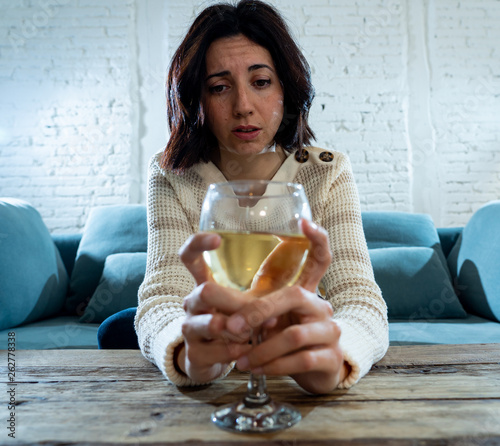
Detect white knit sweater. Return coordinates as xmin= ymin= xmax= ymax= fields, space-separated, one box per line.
xmin=135 ymin=146 xmax=389 ymax=389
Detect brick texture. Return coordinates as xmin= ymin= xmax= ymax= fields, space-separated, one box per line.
xmin=0 ymin=0 xmax=498 ymax=232
xmin=0 ymin=0 xmax=137 ymax=232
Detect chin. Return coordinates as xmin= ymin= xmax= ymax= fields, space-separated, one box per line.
xmin=223 ymin=142 xmax=274 ymax=157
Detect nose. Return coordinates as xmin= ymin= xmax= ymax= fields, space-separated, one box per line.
xmin=233 ymin=85 xmax=253 ymax=117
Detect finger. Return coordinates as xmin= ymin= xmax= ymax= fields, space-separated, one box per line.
xmin=178 ymin=232 xmax=220 ymax=285
xmin=250 ymin=347 xmax=342 ymax=379
xmin=182 ymin=312 xmax=226 ymax=342
xmin=297 ymin=220 xmax=332 ymax=292
xmin=226 ymin=286 xmax=333 ymax=337
xmin=182 ymin=314 xmax=253 ymax=365
xmin=262 ymin=316 xmax=278 ymax=330
xmin=236 ymin=320 xmax=340 ymax=371
xmin=185 ymin=339 xmax=253 ymax=368
xmin=249 ymin=236 xmax=310 ymax=296
xmin=183 ymin=282 xmax=254 ymax=316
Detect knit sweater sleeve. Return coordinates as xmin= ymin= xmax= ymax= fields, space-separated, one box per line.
xmin=134 ymin=154 xmax=232 ymax=386
xmin=296 ymin=150 xmax=389 ymax=389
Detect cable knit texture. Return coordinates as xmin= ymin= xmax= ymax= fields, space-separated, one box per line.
xmin=135 ymin=146 xmax=389 ymax=388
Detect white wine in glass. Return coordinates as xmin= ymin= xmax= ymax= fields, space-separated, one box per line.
xmin=199 ymin=180 xmax=312 ymax=433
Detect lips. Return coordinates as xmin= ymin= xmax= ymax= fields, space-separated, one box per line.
xmin=232 ymin=125 xmax=261 ymax=140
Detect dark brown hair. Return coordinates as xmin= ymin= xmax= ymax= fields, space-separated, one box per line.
xmin=161 ymin=0 xmax=315 ymax=172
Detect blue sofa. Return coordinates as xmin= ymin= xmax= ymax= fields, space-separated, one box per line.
xmin=1 ymin=199 xmax=499 ymax=349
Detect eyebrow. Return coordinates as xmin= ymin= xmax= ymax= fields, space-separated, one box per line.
xmin=205 ymin=64 xmax=275 ymax=81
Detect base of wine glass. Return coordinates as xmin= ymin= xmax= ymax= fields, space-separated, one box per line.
xmin=211 ymin=399 xmax=301 ymax=433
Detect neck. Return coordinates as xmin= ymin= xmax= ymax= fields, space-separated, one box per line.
xmin=214 ymin=145 xmax=287 ymax=181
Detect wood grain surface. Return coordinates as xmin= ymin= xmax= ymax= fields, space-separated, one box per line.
xmin=1 ymin=344 xmax=499 ymax=445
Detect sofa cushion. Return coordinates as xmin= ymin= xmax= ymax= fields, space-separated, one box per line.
xmin=66 ymin=205 xmax=147 ymax=314
xmin=448 ymin=200 xmax=500 ymax=322
xmin=363 ymin=210 xmax=456 ymax=280
xmin=0 ymin=316 xmax=99 ymax=349
xmin=0 ymin=198 xmax=68 ymax=330
xmin=389 ymin=314 xmax=500 ymax=345
xmin=363 ymin=211 xmax=443 ymax=249
xmin=80 ymin=253 xmax=147 ymax=323
xmin=370 ymin=247 xmax=466 ymax=320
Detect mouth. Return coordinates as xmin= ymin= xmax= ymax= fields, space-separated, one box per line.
xmin=232 ymin=125 xmax=261 ymax=140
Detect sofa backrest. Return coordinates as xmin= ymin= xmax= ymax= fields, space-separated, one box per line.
xmin=360 ymin=211 xmax=467 ymax=320
xmin=52 ymin=208 xmax=463 ymax=276
xmin=436 ymin=227 xmax=463 ymax=258
xmin=447 ymin=200 xmax=500 ymax=323
xmin=52 ymin=233 xmax=83 ymax=277
xmin=50 ymin=205 xmax=469 ymax=323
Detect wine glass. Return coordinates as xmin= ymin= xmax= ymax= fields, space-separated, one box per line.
xmin=199 ymin=180 xmax=312 ymax=433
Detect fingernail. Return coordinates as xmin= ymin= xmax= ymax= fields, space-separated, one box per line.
xmin=263 ymin=317 xmax=277 ymax=329
xmin=236 ymin=355 xmax=249 ymax=370
xmin=228 ymin=315 xmax=247 ymax=334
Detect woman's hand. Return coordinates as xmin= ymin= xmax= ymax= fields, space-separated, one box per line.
xmin=225 ymin=220 xmax=349 ymax=394
xmin=177 ymin=233 xmax=253 ymax=383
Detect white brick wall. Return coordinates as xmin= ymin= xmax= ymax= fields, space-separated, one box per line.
xmin=430 ymin=0 xmax=500 ymax=226
xmin=1 ymin=0 xmax=499 ymax=232
xmin=0 ymin=0 xmax=139 ymax=232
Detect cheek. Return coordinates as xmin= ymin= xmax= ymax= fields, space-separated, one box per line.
xmin=204 ymin=101 xmax=219 ymax=132
xmin=271 ymin=97 xmax=285 ymax=124
xmin=205 ymin=98 xmax=229 ymax=128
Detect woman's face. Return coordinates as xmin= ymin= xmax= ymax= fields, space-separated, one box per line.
xmin=203 ymin=34 xmax=284 ymax=156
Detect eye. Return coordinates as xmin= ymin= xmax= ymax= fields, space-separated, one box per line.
xmin=208 ymin=84 xmax=227 ymax=94
xmin=253 ymin=79 xmax=271 ymax=88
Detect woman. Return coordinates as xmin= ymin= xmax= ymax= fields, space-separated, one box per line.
xmin=134 ymin=0 xmax=388 ymax=394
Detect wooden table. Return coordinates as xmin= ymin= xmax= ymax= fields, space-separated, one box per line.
xmin=1 ymin=344 xmax=500 ymax=445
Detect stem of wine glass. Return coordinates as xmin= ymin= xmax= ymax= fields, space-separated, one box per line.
xmin=243 ymin=332 xmax=271 ymax=408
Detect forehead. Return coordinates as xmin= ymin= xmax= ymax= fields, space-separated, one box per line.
xmin=205 ymin=34 xmax=275 ymax=71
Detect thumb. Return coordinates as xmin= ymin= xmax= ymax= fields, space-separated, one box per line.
xmin=296 ymin=220 xmax=332 ymax=292
xmin=178 ymin=232 xmax=220 ymax=285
